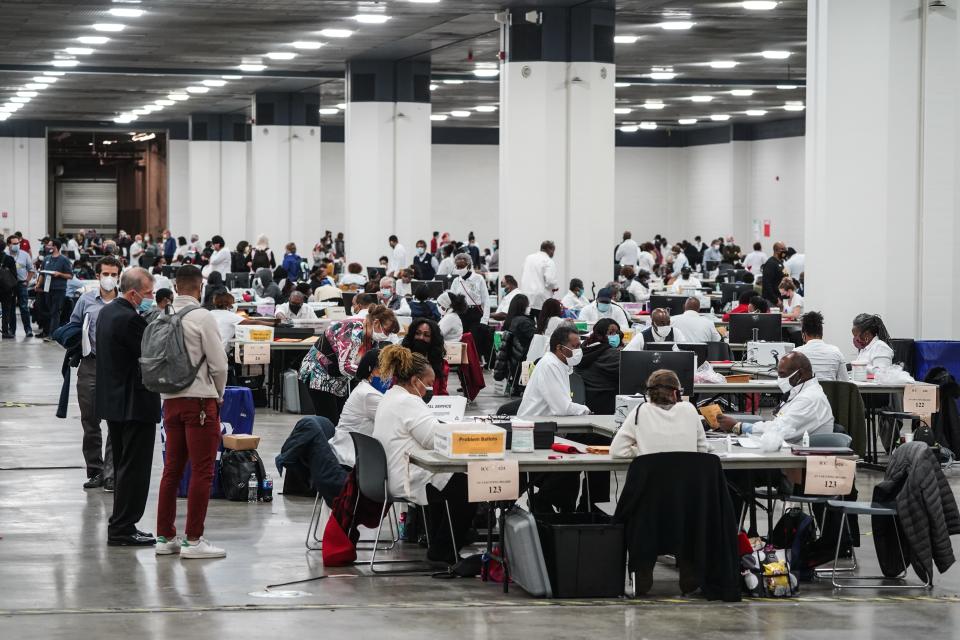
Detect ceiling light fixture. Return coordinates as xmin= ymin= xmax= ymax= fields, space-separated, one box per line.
xmin=614 ymin=82 xmax=631 ymax=88
xmin=319 ymin=29 xmax=353 ymax=38
xmin=442 ymin=79 xmax=464 ymax=85
xmin=24 ymin=84 xmax=49 ymax=90
xmin=202 ymin=79 xmax=227 ymax=87
xmin=238 ymin=64 xmax=266 ymax=72
xmin=430 ymin=114 xmax=448 ymax=121
xmin=678 ymin=118 xmax=698 ymax=125
xmin=222 ymin=75 xmax=243 ymax=80
xmin=185 ymin=86 xmax=209 ymax=93
xmin=614 ymin=35 xmax=638 ymax=44
xmin=167 ymin=93 xmax=189 ymax=101
xmin=473 ymin=68 xmax=499 ymax=78
xmin=659 ymin=21 xmax=694 ymax=30
xmin=78 ymin=36 xmax=110 ymax=44
xmin=33 ymin=77 xmax=58 ymax=83
xmin=710 ymin=114 xmax=731 ymax=121
xmin=9 ymin=97 xmax=30 ymax=103
xmin=92 ymin=23 xmax=125 ymax=32
xmin=783 ymin=102 xmax=805 ymax=111
xmin=133 ymin=109 xmax=150 ymax=115
xmin=730 ymin=89 xmax=754 ymax=96
xmin=742 ymin=1 xmax=778 ymax=9
xmin=143 ymin=105 xmax=161 ymax=112
xmin=620 ymin=125 xmax=639 ymax=133
xmin=336 ymin=103 xmax=346 ymax=109
xmin=352 ymin=14 xmax=391 ymax=23
xmin=429 ymin=84 xmax=438 ymax=91
xmin=109 ymin=7 xmax=143 ymax=17
xmin=647 ymin=71 xmax=677 ymax=80
xmin=745 ymin=109 xmax=767 ymax=116
xmin=318 ymin=108 xmax=339 ymax=115
xmin=643 ymin=101 xmax=665 ymax=110
xmin=408 ymin=0 xmax=442 ymax=3
xmin=777 ymin=84 xmax=798 ymax=90
xmin=450 ymin=110 xmax=471 ymax=117
xmin=155 ymin=99 xmax=175 ymax=106
xmin=614 ymin=107 xmax=632 ymax=114
xmin=291 ymin=41 xmax=323 ymax=49
xmin=266 ymin=51 xmax=297 ymax=60
xmin=43 ymin=71 xmax=65 ymax=76
xmin=16 ymin=91 xmax=38 ymax=98
xmin=475 ymin=105 xmax=497 ymax=112
xmin=50 ymin=59 xmax=80 ymax=67
xmin=639 ymin=121 xmax=657 ymax=130
xmin=65 ymin=47 xmax=94 ymax=55
xmin=709 ymin=60 xmax=737 ymax=69
xmin=690 ymin=95 xmax=713 ymax=102
xmin=761 ymin=50 xmax=791 ymax=59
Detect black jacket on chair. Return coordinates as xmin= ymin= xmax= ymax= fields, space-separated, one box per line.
xmin=924 ymin=367 xmax=960 ymax=454
xmin=95 ymin=297 xmax=161 ymax=424
xmin=614 ymin=452 xmax=741 ymax=601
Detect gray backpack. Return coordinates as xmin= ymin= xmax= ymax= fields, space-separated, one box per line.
xmin=139 ymin=305 xmax=206 ymax=393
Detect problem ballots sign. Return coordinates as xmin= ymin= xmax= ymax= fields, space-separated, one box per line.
xmin=434 ymin=424 xmax=506 ymax=459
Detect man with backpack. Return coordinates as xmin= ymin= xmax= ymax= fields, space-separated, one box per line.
xmin=150 ymin=265 xmax=229 ymax=559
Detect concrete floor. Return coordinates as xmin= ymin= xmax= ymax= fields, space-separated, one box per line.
xmin=3 ymin=333 xmax=960 ymax=639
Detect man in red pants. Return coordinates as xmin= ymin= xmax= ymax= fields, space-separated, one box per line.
xmin=155 ymin=265 xmax=229 ymax=559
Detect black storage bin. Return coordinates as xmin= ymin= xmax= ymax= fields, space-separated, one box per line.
xmin=497 ymin=421 xmax=557 ymax=450
xmin=237 ymin=373 xmax=268 ymax=408
xmin=535 ymin=512 xmax=625 ymax=598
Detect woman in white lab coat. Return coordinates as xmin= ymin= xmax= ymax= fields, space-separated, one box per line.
xmin=372 ymin=345 xmax=478 ymax=563
xmin=851 ymin=313 xmax=895 ymax=373
xmin=328 ymin=349 xmax=388 ymax=468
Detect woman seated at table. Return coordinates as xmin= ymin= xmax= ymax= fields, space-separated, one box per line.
xmin=722 ymin=289 xmax=754 ymax=322
xmin=373 ymin=345 xmax=478 ymax=563
xmin=537 ymin=298 xmax=565 ymax=341
xmin=328 ymin=349 xmax=387 ymax=468
xmin=612 ymin=370 xmax=708 ymax=458
xmin=575 ymin=319 xmax=624 ymax=415
xmin=778 ymin=277 xmax=804 ymax=321
xmin=748 ymin=295 xmax=770 ymax=313
xmin=851 ymin=313 xmax=895 ymax=373
xmin=401 ymin=317 xmax=450 ymax=396
xmin=493 ymin=294 xmax=535 ymax=393
xmin=209 ymin=291 xmax=275 ymax=349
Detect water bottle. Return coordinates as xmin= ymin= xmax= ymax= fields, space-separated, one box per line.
xmin=247 ymin=473 xmax=258 ymax=503
xmin=398 ymin=511 xmax=407 ymax=540
xmin=261 ymin=474 xmax=273 ymax=503
xmin=802 ymin=431 xmax=810 ymax=448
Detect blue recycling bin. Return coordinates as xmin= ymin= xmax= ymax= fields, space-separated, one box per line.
xmin=914 ymin=340 xmax=960 ymax=383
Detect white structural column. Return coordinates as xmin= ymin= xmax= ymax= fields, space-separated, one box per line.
xmin=805 ymin=0 xmax=960 ymax=349
xmin=0 ymin=134 xmax=46 ymax=242
xmin=344 ymin=61 xmax=432 ymax=268
xmin=499 ymin=5 xmax=616 ymax=292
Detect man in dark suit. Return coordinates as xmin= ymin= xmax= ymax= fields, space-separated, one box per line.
xmin=95 ymin=266 xmax=160 ymax=546
xmin=761 ymin=241 xmax=788 ymax=307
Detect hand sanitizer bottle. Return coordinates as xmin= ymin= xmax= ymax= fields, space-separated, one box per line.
xmin=802 ymin=430 xmax=810 ymax=448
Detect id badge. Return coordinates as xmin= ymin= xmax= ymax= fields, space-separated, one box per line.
xmin=43 ymin=274 xmax=51 ymax=292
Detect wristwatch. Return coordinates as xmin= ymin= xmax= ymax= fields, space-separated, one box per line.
xmin=732 ymin=423 xmax=742 ymax=435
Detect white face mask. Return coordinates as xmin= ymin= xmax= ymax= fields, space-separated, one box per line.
xmin=563 ymin=346 xmax=583 ymax=367
xmin=654 ymin=325 xmax=671 ymax=339
xmin=99 ymin=275 xmax=117 ymax=292
xmin=454 ymin=267 xmax=469 ymax=277
xmin=777 ymin=373 xmax=796 ymax=394
xmin=371 ymin=321 xmax=390 ymax=342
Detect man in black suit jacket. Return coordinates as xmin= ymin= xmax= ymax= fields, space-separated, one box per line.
xmin=761 ymin=241 xmax=788 ymax=307
xmin=96 ymin=266 xmax=160 ymax=546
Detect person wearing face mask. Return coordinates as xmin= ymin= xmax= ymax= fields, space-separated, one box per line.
xmin=669 ymin=244 xmax=690 ymax=276
xmin=329 ymin=349 xmax=387 ymax=468
xmin=449 ymin=252 xmax=491 ymax=360
xmin=378 ymin=276 xmax=411 ymax=316
xmin=761 ymin=241 xmax=788 ymax=306
xmin=793 ymin=311 xmax=847 ymax=382
xmin=465 ymin=231 xmax=481 ymax=269
xmin=386 ymin=235 xmax=408 ymax=278
xmin=299 ymin=304 xmax=398 ymax=424
xmin=851 ymin=313 xmax=895 ymax=374
xmin=518 ymin=325 xmax=591 ymax=417
xmin=493 ymin=294 xmax=536 ymax=392
xmin=95 ymin=267 xmax=160 ymax=547
xmin=576 ymin=319 xmax=625 ymax=415
xmin=69 ymin=256 xmax=122 ymax=490
xmin=275 ymin=290 xmax=314 ymax=322
xmin=668 ymin=266 xmax=702 ymax=294
xmin=778 ymin=277 xmax=803 ymax=321
xmin=412 ymin=240 xmax=439 ymax=281
xmin=715 ymin=352 xmax=834 ymax=443
xmin=487 ymin=238 xmax=500 ymax=272
xmin=560 ymin=278 xmax=589 ymax=313
xmin=520 ymin=241 xmax=559 ymax=318
xmin=491 ymin=275 xmax=521 ymax=321
xmin=36 ymin=238 xmax=74 ymax=339
xmin=162 ymin=229 xmax=176 ymax=263
xmin=620 ymin=267 xmax=652 ymax=305
xmin=670 ymin=297 xmax=721 ymax=343
xmin=612 ymin=370 xmax=708 ymax=458
xmin=395 ymin=268 xmax=415 ymax=298
xmin=639 ymin=308 xmax=688 ymax=344
xmin=3 ymin=234 xmax=36 ymax=338
xmin=373 ymin=345 xmax=479 ymax=563
xmin=436 ymin=292 xmax=465 ymax=342
xmin=402 ymin=318 xmax=450 ymax=396
xmin=578 ymin=287 xmax=630 ymax=330
xmin=702 ymin=239 xmax=724 ymax=270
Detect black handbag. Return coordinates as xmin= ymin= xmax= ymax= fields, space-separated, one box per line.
xmin=220 ymin=449 xmax=266 ymax=501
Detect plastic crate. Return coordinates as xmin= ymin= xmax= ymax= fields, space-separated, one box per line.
xmin=535 ymin=512 xmax=625 ymax=598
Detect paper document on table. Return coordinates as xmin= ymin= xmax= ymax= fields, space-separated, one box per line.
xmin=737 ymin=437 xmax=762 ymax=449
xmin=718 ymin=452 xmax=762 ymax=458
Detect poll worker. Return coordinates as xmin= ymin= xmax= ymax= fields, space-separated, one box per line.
xmin=638 ymin=242 xmax=657 ymax=274
xmin=386 ymin=235 xmax=408 ymax=278
xmin=742 ymin=242 xmax=767 ymax=273
xmin=378 ymin=276 xmax=411 ymax=317
xmin=851 ymin=313 xmax=895 ymax=373
xmin=669 ymin=244 xmax=689 ymax=276
xmin=449 ymin=253 xmax=491 ymax=359
xmin=436 ymin=292 xmax=465 ymax=342
xmin=722 ymin=290 xmax=754 ymax=322
xmin=794 ymin=311 xmax=847 ymax=382
xmin=620 ymin=267 xmax=651 ymax=304
xmin=412 ymin=240 xmax=438 ymax=281
xmin=612 ymin=370 xmax=708 ymax=458
xmin=329 ymin=349 xmax=385 ymax=467
xmin=778 ymin=277 xmax=803 ymax=320
xmin=395 ymin=268 xmax=414 ymax=298
xmin=715 ymin=352 xmax=834 ymax=443
xmin=275 ymin=290 xmax=314 ymax=322
xmin=578 ymin=287 xmax=630 ymax=330
xmin=702 ymin=238 xmax=724 ymax=269
xmin=615 ymin=231 xmax=640 ymax=268
xmin=436 ymin=244 xmax=456 ymax=277
xmin=518 ymin=324 xmax=590 ymax=417
xmin=761 ymin=242 xmax=788 ymax=306
xmin=401 ymin=318 xmax=450 ymax=397
xmin=668 ymin=266 xmax=701 ymax=294
xmin=640 ymin=308 xmax=687 ymax=344
xmin=670 ymin=297 xmax=721 ymax=343
xmin=491 ymin=274 xmax=521 ymax=321
xmin=561 ymin=278 xmax=589 ymax=312
xmin=748 ymin=296 xmax=771 ymax=314
xmin=520 ymin=240 xmax=559 ymax=318
xmin=785 ymin=250 xmax=805 ymax=280
xmin=575 ymin=319 xmax=624 ymax=415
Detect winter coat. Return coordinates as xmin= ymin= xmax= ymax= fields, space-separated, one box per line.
xmin=820 ymin=380 xmax=867 ymax=456
xmin=575 ymin=341 xmax=621 ymax=414
xmin=924 ymin=367 xmax=960 ymax=454
xmin=275 ymin=416 xmax=348 ymax=503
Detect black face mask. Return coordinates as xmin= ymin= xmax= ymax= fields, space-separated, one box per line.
xmin=410 ymin=340 xmax=432 ymax=355
xmin=289 ymin=304 xmax=302 ymax=315
xmin=422 ymin=387 xmax=434 ymax=404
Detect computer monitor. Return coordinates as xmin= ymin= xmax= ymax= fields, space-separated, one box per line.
xmin=412 ymin=279 xmax=444 ymax=300
xmin=367 ymin=266 xmax=387 ymax=281
xmin=705 ymin=260 xmax=720 ymax=273
xmin=728 ymin=313 xmax=783 ymax=343
xmin=649 ymin=294 xmax=690 ymax=317
xmin=227 ymin=272 xmax=251 ymax=289
xmin=643 ymin=342 xmax=709 ymax=368
xmin=433 ymin=274 xmax=456 ymax=291
xmin=720 ymin=282 xmax=755 ymax=305
xmin=341 ymin=291 xmax=356 ymax=310
xmin=620 ymin=350 xmax=696 ymax=396
xmin=161 ymin=265 xmax=181 ymax=279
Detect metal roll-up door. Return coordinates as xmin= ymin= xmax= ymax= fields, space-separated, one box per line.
xmin=56 ymin=180 xmax=117 ymax=234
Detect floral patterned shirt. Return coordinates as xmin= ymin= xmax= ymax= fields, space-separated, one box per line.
xmin=299 ymin=319 xmax=370 ymax=397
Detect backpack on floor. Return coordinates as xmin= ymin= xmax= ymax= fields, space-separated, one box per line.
xmin=139 ymin=305 xmax=206 ymax=393
xmin=220 ymin=449 xmax=266 ymax=501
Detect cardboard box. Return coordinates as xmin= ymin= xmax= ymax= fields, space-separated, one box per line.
xmin=445 ymin=341 xmax=469 ymax=365
xmin=235 ymin=325 xmax=275 ymax=342
xmin=434 ymin=423 xmax=506 ymax=459
xmin=615 ymin=394 xmax=646 ymax=427
xmin=725 ymin=374 xmax=752 ymax=384
xmin=222 ymin=434 xmax=260 ymax=451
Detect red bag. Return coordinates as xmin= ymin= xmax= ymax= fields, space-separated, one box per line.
xmin=322 ymin=515 xmax=357 ymax=566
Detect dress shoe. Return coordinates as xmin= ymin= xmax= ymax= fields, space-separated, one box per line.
xmin=103 ymin=478 xmax=115 ymax=492
xmin=136 ymin=529 xmax=155 ymax=539
xmin=1 ymin=333 xmax=13 ymax=339
xmin=108 ymin=533 xmax=156 ymax=546
xmin=83 ymin=474 xmax=103 ymax=489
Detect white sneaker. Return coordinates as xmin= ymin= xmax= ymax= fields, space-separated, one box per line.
xmin=155 ymin=536 xmax=182 ymax=555
xmin=180 ymin=537 xmax=227 ymax=559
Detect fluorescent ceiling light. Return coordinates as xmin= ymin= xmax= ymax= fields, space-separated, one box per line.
xmin=17 ymin=91 xmax=38 ymax=98
xmin=319 ymin=29 xmax=353 ymax=38
xmin=291 ymin=41 xmax=323 ymax=49
xmin=777 ymin=84 xmax=798 ymax=90
xmin=430 ymin=114 xmax=448 ymax=121
xmin=143 ymin=105 xmax=161 ymax=112
xmin=266 ymin=52 xmax=296 ymax=60
xmin=202 ymin=79 xmax=227 ymax=87
xmin=318 ymin=108 xmax=339 ymax=115
xmin=155 ymin=99 xmax=175 ymax=106
xmin=408 ymin=0 xmax=442 ymax=3
xmin=614 ymin=35 xmax=638 ymax=44
xmin=167 ymin=93 xmax=189 ymax=101
xmin=745 ymin=109 xmax=767 ymax=116
xmin=10 ymin=97 xmax=30 ymax=103
xmin=473 ymin=68 xmax=499 ymax=78
xmin=133 ymin=109 xmax=150 ymax=115
xmin=0 ymin=113 xmax=11 ymax=121
xmin=185 ymin=86 xmax=209 ymax=93
xmin=352 ymin=14 xmax=390 ymax=23
xmin=222 ymin=75 xmax=243 ymax=80
xmin=761 ymin=50 xmax=791 ymax=59
xmin=109 ymin=7 xmax=143 ymax=17
xmin=743 ymin=1 xmax=778 ymax=9
xmin=647 ymin=71 xmax=677 ymax=80
xmin=620 ymin=125 xmax=639 ymax=133
xmin=690 ymin=95 xmax=713 ymax=102
xmin=710 ymin=114 xmax=731 ymax=121
xmin=709 ymin=60 xmax=737 ymax=69
xmin=475 ymin=105 xmax=497 ymax=113
xmin=336 ymin=103 xmax=346 ymax=109
xmin=78 ymin=36 xmax=109 ymax=44
xmin=50 ymin=59 xmax=79 ymax=67
xmin=43 ymin=71 xmax=65 ymax=76
xmin=659 ymin=21 xmax=694 ymax=30
xmin=730 ymin=89 xmax=754 ymax=96
xmin=65 ymin=47 xmax=94 ymax=55
xmin=643 ymin=101 xmax=665 ymax=110
xmin=442 ymin=79 xmax=464 ymax=85
xmin=450 ymin=110 xmax=471 ymax=117
xmin=614 ymin=107 xmax=632 ymax=114
xmin=238 ymin=64 xmax=266 ymax=72
xmin=23 ymin=83 xmax=49 ymax=90
xmin=92 ymin=23 xmax=125 ymax=32
xmin=783 ymin=102 xmax=805 ymax=111
xmin=614 ymin=82 xmax=631 ymax=88
xmin=639 ymin=122 xmax=657 ymax=130
xmin=678 ymin=118 xmax=698 ymax=125
xmin=33 ymin=76 xmax=57 ymax=83
xmin=429 ymin=84 xmax=438 ymax=91
xmin=113 ymin=115 xmax=136 ymax=123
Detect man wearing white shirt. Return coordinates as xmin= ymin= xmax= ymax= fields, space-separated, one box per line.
xmin=491 ymin=274 xmax=521 ymax=321
xmin=275 ymin=291 xmax=315 ymax=322
xmin=209 ymin=235 xmax=232 ymax=277
xmin=637 ymin=243 xmax=657 ymax=275
xmin=668 ymin=267 xmax=702 ymax=294
xmin=518 ymin=325 xmax=590 ymax=417
xmin=670 ymin=298 xmax=721 ymax=343
xmin=520 ymin=240 xmax=559 ymax=315
xmin=716 ymin=352 xmax=834 ymax=444
xmin=742 ymin=242 xmax=768 ymax=273
xmin=560 ymin=278 xmax=589 ymax=312
xmin=387 ymin=235 xmax=408 ymax=278
xmin=785 ymin=251 xmax=805 ymax=279
xmin=129 ymin=235 xmax=144 ymax=265
xmin=578 ymin=287 xmax=630 ymax=330
xmin=793 ymin=311 xmax=847 ymax=382
xmin=669 ymin=244 xmax=689 ymax=276
xmin=614 ymin=231 xmax=640 ymax=268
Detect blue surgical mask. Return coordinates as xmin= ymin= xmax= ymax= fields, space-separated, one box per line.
xmin=607 ymin=334 xmax=621 ymax=348
xmin=499 ymin=287 xmax=506 ymax=297
xmin=416 ymin=247 xmax=425 ymax=255
xmin=138 ymin=298 xmax=155 ymax=314
xmin=597 ymin=302 xmax=611 ymax=313
xmin=370 ymin=376 xmax=392 ymax=394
